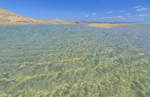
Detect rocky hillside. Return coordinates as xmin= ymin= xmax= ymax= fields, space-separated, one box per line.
xmin=0 ymin=8 xmax=75 ymax=24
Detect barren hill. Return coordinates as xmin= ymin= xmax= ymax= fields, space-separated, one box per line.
xmin=0 ymin=8 xmax=75 ymax=24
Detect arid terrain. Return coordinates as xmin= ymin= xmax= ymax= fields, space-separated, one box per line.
xmin=0 ymin=8 xmax=75 ymax=24
xmin=0 ymin=8 xmax=131 ymax=28
xmin=88 ymin=23 xmax=128 ymax=28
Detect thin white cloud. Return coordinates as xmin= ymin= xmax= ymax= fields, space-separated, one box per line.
xmin=126 ymin=13 xmax=132 ymax=17
xmin=98 ymin=16 xmax=126 ymax=20
xmin=139 ymin=14 xmax=145 ymax=17
xmin=107 ymin=11 xmax=113 ymax=14
xmin=137 ymin=8 xmax=147 ymax=12
xmin=134 ymin=5 xmax=148 ymax=12
xmin=120 ymin=10 xmax=126 ymax=13
xmin=91 ymin=13 xmax=97 ymax=16
xmin=84 ymin=14 xmax=149 ymax=22
xmin=139 ymin=14 xmax=150 ymax=17
xmin=85 ymin=15 xmax=89 ymax=18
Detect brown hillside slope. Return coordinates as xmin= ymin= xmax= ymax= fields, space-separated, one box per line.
xmin=0 ymin=8 xmax=39 ymax=24
xmin=0 ymin=8 xmax=75 ymax=24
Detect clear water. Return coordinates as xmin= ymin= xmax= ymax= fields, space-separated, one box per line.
xmin=0 ymin=24 xmax=150 ymax=97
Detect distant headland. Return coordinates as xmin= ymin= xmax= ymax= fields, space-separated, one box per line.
xmin=0 ymin=8 xmax=75 ymax=24
xmin=0 ymin=8 xmax=136 ymax=28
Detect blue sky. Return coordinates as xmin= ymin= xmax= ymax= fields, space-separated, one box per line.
xmin=0 ymin=0 xmax=150 ymax=22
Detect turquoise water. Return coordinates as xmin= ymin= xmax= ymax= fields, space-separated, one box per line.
xmin=0 ymin=24 xmax=150 ymax=97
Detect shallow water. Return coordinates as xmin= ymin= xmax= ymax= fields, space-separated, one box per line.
xmin=0 ymin=24 xmax=150 ymax=97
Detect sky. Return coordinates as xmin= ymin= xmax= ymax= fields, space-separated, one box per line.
xmin=0 ymin=0 xmax=150 ymax=22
